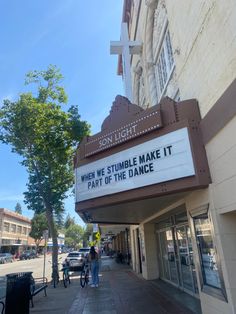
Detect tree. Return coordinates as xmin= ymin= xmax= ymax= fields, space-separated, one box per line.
xmin=30 ymin=213 xmax=48 ymax=252
xmin=65 ymin=224 xmax=84 ymax=249
xmin=0 ymin=65 xmax=90 ymax=272
xmin=83 ymin=224 xmax=93 ymax=247
xmin=64 ymin=214 xmax=76 ymax=229
xmin=15 ymin=202 xmax=22 ymax=214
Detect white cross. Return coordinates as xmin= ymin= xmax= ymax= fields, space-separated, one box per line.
xmin=110 ymin=22 xmax=142 ymax=102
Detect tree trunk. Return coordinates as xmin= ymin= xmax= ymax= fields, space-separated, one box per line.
xmin=45 ymin=207 xmax=58 ymax=275
xmin=35 ymin=239 xmax=42 ymax=253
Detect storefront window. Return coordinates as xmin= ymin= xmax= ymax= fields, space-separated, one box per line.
xmin=4 ymin=222 xmax=10 ymax=232
xmin=156 ymin=216 xmax=172 ymax=229
xmin=194 ymin=213 xmax=221 ymax=288
xmin=10 ymin=224 xmax=16 ymax=233
xmin=192 ymin=209 xmax=227 ymax=301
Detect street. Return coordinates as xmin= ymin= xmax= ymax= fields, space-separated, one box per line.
xmin=0 ymin=253 xmax=68 ymax=280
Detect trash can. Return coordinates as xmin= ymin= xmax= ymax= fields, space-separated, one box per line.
xmin=5 ymin=272 xmax=32 ymax=314
xmin=0 ymin=276 xmax=7 ymax=314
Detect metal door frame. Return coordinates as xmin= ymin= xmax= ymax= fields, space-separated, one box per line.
xmin=157 ymin=222 xmax=198 ymax=297
xmin=175 ymin=224 xmax=197 ymax=296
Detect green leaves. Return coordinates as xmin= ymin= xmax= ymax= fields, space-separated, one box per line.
xmin=0 ymin=65 xmax=90 ymax=221
xmin=65 ymin=224 xmax=84 ymax=249
xmin=25 ymin=65 xmax=67 ymax=104
xmin=30 ymin=213 xmax=48 ymax=240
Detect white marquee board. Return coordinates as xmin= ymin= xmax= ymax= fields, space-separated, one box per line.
xmin=75 ymin=128 xmax=195 ymax=202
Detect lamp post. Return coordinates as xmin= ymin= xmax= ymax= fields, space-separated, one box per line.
xmin=42 ymin=230 xmax=49 ymax=282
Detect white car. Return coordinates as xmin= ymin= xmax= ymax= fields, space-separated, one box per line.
xmin=64 ymin=251 xmax=85 ymax=270
xmin=0 ymin=253 xmax=14 ymax=264
xmin=78 ymin=247 xmax=90 ymax=258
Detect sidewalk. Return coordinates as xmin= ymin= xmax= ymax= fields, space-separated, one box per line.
xmin=31 ymin=256 xmax=201 ymax=314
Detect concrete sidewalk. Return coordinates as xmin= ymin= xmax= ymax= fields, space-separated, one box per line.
xmin=30 ymin=256 xmax=201 ymax=314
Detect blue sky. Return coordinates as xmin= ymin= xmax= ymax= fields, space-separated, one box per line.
xmin=0 ymin=1 xmax=123 ymax=224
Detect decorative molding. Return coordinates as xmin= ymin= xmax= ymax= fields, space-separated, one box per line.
xmin=144 ymin=3 xmax=158 ymax=106
xmin=133 ymin=62 xmax=144 ymax=106
xmin=146 ymin=61 xmax=154 ymax=70
xmin=152 ymin=2 xmax=167 ymax=60
xmin=133 ymin=63 xmax=143 ymax=76
xmin=101 ymin=95 xmax=143 ymax=131
xmin=84 ymin=106 xmax=162 ymax=156
xmin=145 ymin=0 xmax=158 ymax=9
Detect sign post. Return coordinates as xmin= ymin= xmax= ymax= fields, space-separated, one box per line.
xmin=42 ymin=230 xmax=49 ymax=282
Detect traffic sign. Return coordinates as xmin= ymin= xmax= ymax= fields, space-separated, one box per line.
xmin=95 ymin=232 xmax=100 ymax=240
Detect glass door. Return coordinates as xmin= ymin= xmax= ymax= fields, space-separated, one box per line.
xmin=175 ymin=225 xmax=198 ymax=294
xmin=158 ymin=224 xmax=198 ymax=295
xmin=159 ymin=228 xmax=178 ymax=285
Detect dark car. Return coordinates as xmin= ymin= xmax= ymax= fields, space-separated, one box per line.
xmin=19 ymin=250 xmax=37 ymax=260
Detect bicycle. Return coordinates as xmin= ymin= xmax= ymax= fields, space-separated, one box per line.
xmin=61 ymin=262 xmax=71 ymax=288
xmin=49 ymin=258 xmax=71 ymax=288
xmin=50 ymin=261 xmax=60 ymax=288
xmin=80 ymin=263 xmax=89 ymax=288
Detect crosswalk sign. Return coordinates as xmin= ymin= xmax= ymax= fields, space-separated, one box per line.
xmin=95 ymin=232 xmax=100 ymax=240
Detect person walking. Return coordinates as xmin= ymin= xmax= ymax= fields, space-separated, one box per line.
xmin=88 ymin=246 xmax=99 ymax=287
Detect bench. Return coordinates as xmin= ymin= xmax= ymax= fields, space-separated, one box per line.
xmin=30 ymin=276 xmax=48 ymax=307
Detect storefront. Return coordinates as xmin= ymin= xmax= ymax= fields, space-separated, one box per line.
xmin=74 ymin=95 xmax=212 ymax=298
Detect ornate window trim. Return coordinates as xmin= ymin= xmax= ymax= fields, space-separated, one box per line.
xmin=154 ymin=24 xmax=175 ymax=101
xmin=133 ymin=62 xmax=147 ymax=108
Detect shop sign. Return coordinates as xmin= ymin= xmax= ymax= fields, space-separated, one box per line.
xmin=76 ymin=127 xmax=195 ymax=202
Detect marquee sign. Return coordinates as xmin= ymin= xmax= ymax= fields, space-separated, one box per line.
xmin=84 ymin=107 xmax=162 ymax=157
xmin=75 ymin=127 xmax=195 ymax=202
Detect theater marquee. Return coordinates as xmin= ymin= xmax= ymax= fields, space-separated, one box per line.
xmin=76 ymin=128 xmax=195 ymax=202
xmin=74 ymin=96 xmax=211 ymax=223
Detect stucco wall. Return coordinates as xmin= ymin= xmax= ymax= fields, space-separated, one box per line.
xmin=165 ymin=0 xmax=236 ymax=118
xmin=127 ymin=1 xmax=236 ymax=313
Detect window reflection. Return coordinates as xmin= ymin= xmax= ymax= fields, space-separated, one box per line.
xmin=194 ymin=213 xmax=221 ymax=289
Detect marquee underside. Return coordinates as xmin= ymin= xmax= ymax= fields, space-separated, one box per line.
xmin=76 ymin=191 xmax=188 ymax=225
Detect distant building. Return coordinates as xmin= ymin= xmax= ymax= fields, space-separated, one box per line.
xmin=0 ymin=208 xmax=33 ymax=255
xmin=47 ymin=232 xmax=65 ymax=252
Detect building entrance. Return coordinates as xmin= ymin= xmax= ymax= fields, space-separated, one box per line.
xmin=156 ymin=211 xmax=198 ymax=296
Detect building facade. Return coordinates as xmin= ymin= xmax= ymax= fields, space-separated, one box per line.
xmin=75 ymin=1 xmax=236 ymax=313
xmin=0 ymin=208 xmax=32 ymax=255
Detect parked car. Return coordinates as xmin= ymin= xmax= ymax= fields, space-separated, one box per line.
xmin=0 ymin=253 xmax=14 ymax=264
xmin=63 ymin=251 xmax=86 ymax=270
xmin=78 ymin=247 xmax=90 ymax=257
xmin=19 ymin=250 xmax=37 ymax=260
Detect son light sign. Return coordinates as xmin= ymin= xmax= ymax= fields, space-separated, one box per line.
xmin=75 ymin=128 xmax=195 ymax=202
